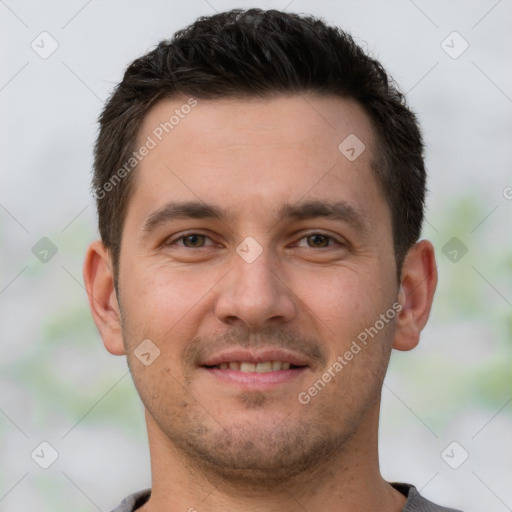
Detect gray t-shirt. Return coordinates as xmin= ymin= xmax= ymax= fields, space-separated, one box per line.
xmin=110 ymin=483 xmax=464 ymax=511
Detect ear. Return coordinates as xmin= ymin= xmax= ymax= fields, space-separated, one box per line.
xmin=392 ymin=240 xmax=437 ymax=351
xmin=83 ymin=240 xmax=125 ymax=355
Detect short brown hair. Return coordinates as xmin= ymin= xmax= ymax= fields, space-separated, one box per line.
xmin=93 ymin=8 xmax=426 ymax=282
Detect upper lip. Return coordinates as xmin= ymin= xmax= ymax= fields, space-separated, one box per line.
xmin=200 ymin=348 xmax=311 ymax=367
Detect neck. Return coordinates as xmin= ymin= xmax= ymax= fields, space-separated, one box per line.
xmin=139 ymin=404 xmax=406 ymax=512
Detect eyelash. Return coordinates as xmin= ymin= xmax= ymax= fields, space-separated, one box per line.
xmin=165 ymin=231 xmax=345 ymax=249
xmin=165 ymin=232 xmax=211 ymax=248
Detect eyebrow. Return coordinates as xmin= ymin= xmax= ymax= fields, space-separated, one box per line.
xmin=141 ymin=201 xmax=226 ymax=237
xmin=278 ymin=201 xmax=367 ymax=231
xmin=140 ymin=199 xmax=368 ymax=238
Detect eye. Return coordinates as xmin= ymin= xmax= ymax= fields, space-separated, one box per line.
xmin=166 ymin=233 xmax=215 ymax=248
xmin=295 ymin=233 xmax=343 ymax=249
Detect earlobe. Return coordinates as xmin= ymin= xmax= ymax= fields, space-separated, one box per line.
xmin=392 ymin=240 xmax=437 ymax=352
xmin=83 ymin=240 xmax=125 ymax=356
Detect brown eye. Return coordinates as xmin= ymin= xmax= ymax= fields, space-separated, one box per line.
xmin=181 ymin=234 xmax=207 ymax=248
xmin=306 ymin=234 xmax=331 ymax=248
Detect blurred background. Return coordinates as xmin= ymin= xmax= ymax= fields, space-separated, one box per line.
xmin=1 ymin=0 xmax=511 ymax=510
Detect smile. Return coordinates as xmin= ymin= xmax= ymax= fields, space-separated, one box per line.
xmin=207 ymin=361 xmax=298 ymax=372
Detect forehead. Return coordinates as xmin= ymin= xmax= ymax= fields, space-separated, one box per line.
xmin=127 ymin=94 xmax=385 ymax=230
xmin=140 ymin=94 xmax=375 ymax=160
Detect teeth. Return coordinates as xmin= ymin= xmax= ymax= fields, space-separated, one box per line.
xmin=272 ymin=360 xmax=282 ymax=371
xmin=216 ymin=361 xmax=294 ymax=372
xmin=256 ymin=361 xmax=273 ymax=373
xmin=240 ymin=362 xmax=256 ymax=372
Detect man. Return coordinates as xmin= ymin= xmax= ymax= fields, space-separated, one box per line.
xmin=83 ymin=8 xmax=459 ymax=512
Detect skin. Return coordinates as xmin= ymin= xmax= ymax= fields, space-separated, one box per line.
xmin=84 ymin=94 xmax=437 ymax=512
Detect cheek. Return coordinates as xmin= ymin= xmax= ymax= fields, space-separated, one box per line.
xmin=293 ymin=266 xmax=391 ymax=342
xmin=294 ymin=269 xmax=395 ymax=412
xmin=119 ymin=263 xmax=220 ymax=348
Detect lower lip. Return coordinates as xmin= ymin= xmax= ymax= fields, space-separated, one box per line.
xmin=201 ymin=367 xmax=308 ymax=390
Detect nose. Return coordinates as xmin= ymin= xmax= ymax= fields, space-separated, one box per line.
xmin=214 ymin=244 xmax=297 ymax=329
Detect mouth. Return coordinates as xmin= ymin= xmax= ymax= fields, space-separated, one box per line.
xmin=199 ymin=349 xmax=310 ymax=390
xmin=204 ymin=360 xmax=302 ymax=372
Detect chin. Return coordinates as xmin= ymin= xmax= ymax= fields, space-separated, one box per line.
xmin=167 ymin=416 xmax=350 ymax=488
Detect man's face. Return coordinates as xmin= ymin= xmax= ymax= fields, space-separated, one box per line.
xmin=116 ymin=95 xmax=399 ymax=482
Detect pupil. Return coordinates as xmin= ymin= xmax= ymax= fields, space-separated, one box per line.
xmin=185 ymin=235 xmax=204 ymax=247
xmin=309 ymin=234 xmax=328 ymax=247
